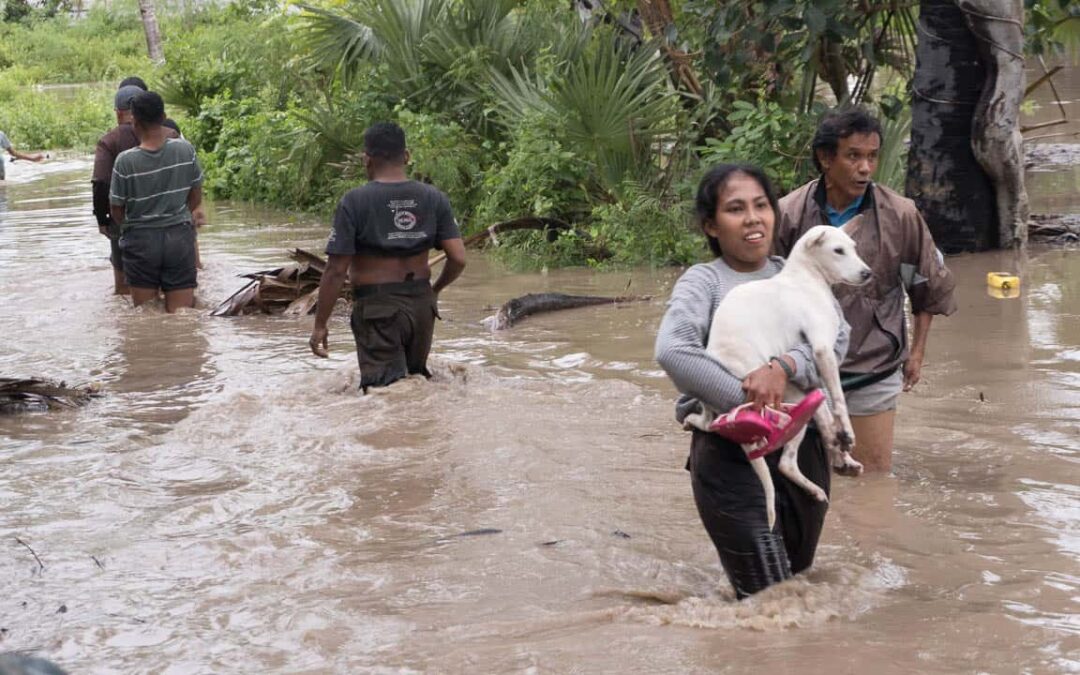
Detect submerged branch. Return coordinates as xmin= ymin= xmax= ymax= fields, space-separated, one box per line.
xmin=14 ymin=536 xmax=44 ymax=575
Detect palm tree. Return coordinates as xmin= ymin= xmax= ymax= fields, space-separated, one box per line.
xmin=137 ymin=0 xmax=164 ymax=64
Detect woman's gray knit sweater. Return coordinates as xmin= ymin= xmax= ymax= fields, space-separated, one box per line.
xmin=654 ymin=256 xmax=850 ymax=423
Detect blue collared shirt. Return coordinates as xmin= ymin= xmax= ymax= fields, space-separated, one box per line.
xmin=824 ymin=191 xmax=866 ymax=226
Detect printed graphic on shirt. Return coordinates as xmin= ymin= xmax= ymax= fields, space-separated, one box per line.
xmin=389 ymin=199 xmax=418 ymax=230
xmin=387 ymin=198 xmax=425 ymax=240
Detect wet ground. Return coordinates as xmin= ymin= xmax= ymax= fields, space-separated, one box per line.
xmin=0 ymin=158 xmax=1078 ymax=673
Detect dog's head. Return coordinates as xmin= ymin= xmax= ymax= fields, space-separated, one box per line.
xmin=795 ymin=224 xmax=872 ymax=286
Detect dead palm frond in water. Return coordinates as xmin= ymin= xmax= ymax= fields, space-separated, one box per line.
xmin=0 ymin=378 xmax=100 ymax=414
xmin=211 ymin=248 xmax=343 ymax=317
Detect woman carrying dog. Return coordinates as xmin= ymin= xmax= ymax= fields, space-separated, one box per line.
xmin=655 ymin=165 xmax=850 ymax=599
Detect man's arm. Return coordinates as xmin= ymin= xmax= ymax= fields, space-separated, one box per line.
xmin=902 ymin=204 xmax=955 ymax=390
xmin=187 ymin=184 xmax=203 ymax=214
xmin=309 ymin=254 xmax=351 ymax=358
xmin=432 ymin=238 xmax=466 ymax=294
xmin=109 ymin=203 xmax=125 ymax=228
xmin=92 ymin=181 xmax=113 ymax=235
xmin=7 ymin=147 xmax=44 ymax=162
xmin=904 ymin=312 xmax=933 ymax=391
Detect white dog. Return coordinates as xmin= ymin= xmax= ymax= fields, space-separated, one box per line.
xmin=685 ymin=224 xmax=870 ymax=528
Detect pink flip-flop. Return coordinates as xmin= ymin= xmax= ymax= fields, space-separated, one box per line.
xmin=761 ymin=389 xmax=825 ymax=457
xmin=708 ymin=403 xmax=790 ymax=455
xmin=708 ymin=389 xmax=826 ymax=460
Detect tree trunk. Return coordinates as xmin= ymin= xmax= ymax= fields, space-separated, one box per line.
xmin=906 ymin=0 xmax=1029 ymax=252
xmin=637 ymin=0 xmax=703 ymax=97
xmin=964 ymin=0 xmax=1029 ymax=248
xmin=138 ymin=0 xmax=165 ymax=64
xmin=906 ymin=0 xmax=997 ymax=252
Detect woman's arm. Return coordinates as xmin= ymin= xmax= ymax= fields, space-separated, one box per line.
xmin=655 ymin=265 xmax=748 ymax=413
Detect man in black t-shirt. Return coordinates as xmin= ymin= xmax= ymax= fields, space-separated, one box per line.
xmin=309 ymin=122 xmax=467 ymax=391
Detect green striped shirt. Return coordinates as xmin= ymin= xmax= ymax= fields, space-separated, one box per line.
xmin=109 ymin=138 xmax=203 ymax=231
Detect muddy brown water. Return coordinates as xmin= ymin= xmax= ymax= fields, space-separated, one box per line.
xmin=1 ymin=159 xmax=1078 ymax=674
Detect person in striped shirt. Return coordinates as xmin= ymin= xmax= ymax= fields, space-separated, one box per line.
xmin=109 ymin=91 xmax=203 ymax=312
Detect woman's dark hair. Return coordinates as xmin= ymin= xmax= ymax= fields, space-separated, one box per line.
xmin=811 ymin=108 xmax=883 ymax=173
xmin=363 ymin=122 xmax=407 ymax=162
xmin=130 ymin=91 xmax=166 ymax=125
xmin=695 ymin=164 xmax=780 ymax=257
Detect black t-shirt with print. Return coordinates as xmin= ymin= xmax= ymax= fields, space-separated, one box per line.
xmin=325 ymin=180 xmax=461 ymax=258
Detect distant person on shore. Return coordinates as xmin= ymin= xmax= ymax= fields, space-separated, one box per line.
xmin=92 ymin=84 xmax=180 ymax=294
xmin=773 ymin=108 xmax=956 ymax=472
xmin=0 ymin=129 xmax=46 ymax=181
xmin=308 ymin=121 xmax=467 ymax=391
xmin=109 ymin=91 xmax=203 ymax=313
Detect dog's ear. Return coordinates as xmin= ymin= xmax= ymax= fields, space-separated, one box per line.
xmin=841 ymin=214 xmax=865 ymax=237
xmin=808 ymin=229 xmax=829 ymax=248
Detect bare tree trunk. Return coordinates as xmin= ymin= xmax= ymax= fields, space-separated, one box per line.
xmin=138 ymin=0 xmax=165 ymax=64
xmin=906 ymin=0 xmax=1029 ymax=251
xmin=636 ymin=0 xmax=703 ymax=97
xmin=906 ymin=0 xmax=998 ymax=252
xmin=963 ymin=0 xmax=1029 ymax=248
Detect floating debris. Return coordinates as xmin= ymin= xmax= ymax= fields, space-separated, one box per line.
xmin=0 ymin=378 xmax=100 ymax=414
xmin=483 ymin=293 xmax=652 ymax=331
xmin=211 ymin=248 xmax=346 ymax=317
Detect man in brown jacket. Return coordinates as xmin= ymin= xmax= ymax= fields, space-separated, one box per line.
xmin=774 ymin=108 xmax=956 ymax=472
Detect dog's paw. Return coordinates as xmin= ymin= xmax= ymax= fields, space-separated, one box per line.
xmin=806 ymin=483 xmax=829 ymax=503
xmin=835 ymin=428 xmax=855 ymax=453
xmin=833 ymin=452 xmax=863 ymax=477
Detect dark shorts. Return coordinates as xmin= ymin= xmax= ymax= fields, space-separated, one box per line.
xmin=119 ymin=222 xmax=198 ymax=291
xmin=686 ymin=427 xmax=830 ymax=599
xmin=350 ymin=279 xmax=438 ymax=391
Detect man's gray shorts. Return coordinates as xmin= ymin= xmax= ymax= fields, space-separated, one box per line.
xmin=119 ymin=222 xmax=197 ymax=291
xmin=844 ymin=368 xmax=903 ymax=416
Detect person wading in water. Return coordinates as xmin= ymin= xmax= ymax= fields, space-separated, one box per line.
xmin=109 ymin=91 xmax=203 ymax=313
xmin=93 ymin=84 xmax=179 ymax=295
xmin=773 ymin=108 xmax=956 ymax=472
xmin=308 ymin=122 xmax=467 ymax=391
xmin=656 ymin=164 xmax=851 ymax=599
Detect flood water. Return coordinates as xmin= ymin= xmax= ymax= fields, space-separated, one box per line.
xmin=1 ymin=158 xmax=1078 ymax=674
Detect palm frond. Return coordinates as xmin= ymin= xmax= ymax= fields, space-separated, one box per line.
xmin=548 ymin=40 xmax=673 ymax=189
xmin=298 ymin=3 xmax=384 ymax=85
xmin=875 ymin=104 xmax=911 ymax=192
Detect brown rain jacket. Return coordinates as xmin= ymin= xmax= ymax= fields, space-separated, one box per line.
xmin=774 ymin=180 xmax=957 ymax=380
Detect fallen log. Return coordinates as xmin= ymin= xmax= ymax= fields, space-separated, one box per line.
xmin=482 ymin=293 xmax=653 ymax=331
xmin=1029 ymin=214 xmax=1080 ymax=244
xmin=0 ymin=378 xmax=100 ymax=414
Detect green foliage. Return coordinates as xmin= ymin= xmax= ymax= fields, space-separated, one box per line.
xmin=1025 ymin=0 xmax=1080 ymax=60
xmin=681 ymin=0 xmax=916 ymax=111
xmin=586 ymin=183 xmax=703 ymax=267
xmin=394 ymin=108 xmax=484 ymax=217
xmin=473 ymin=114 xmax=591 ymax=227
xmin=0 ymin=9 xmax=149 ymax=83
xmin=0 ymin=83 xmax=112 ymax=149
xmin=874 ymin=96 xmax=911 ymax=193
xmin=156 ymin=6 xmax=294 ymax=115
xmin=698 ymin=99 xmax=819 ymax=193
